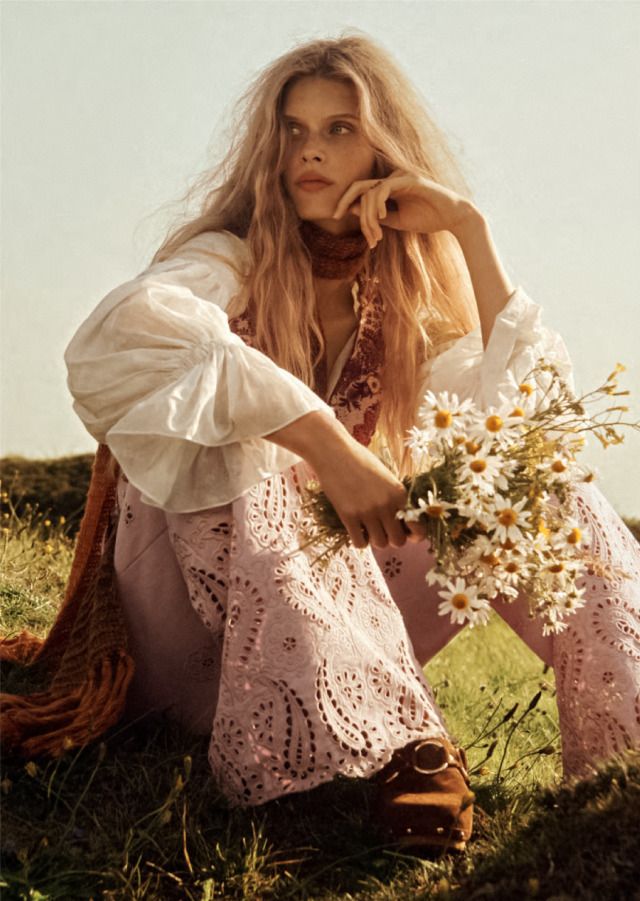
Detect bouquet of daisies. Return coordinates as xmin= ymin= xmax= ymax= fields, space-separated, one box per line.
xmin=300 ymin=360 xmax=639 ymax=635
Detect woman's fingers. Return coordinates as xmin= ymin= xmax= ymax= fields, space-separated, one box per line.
xmin=405 ymin=519 xmax=429 ymax=543
xmin=341 ymin=515 xmax=368 ymax=549
xmin=361 ymin=516 xmax=389 ymax=549
xmin=384 ymin=511 xmax=409 ymax=548
xmin=333 ymin=177 xmax=385 ymax=223
xmin=361 ymin=191 xmax=375 ymax=247
xmin=377 ymin=188 xmax=388 ymax=222
xmin=340 ymin=509 xmax=410 ymax=550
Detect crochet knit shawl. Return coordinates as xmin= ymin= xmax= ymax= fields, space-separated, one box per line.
xmin=0 ymin=227 xmax=385 ymax=758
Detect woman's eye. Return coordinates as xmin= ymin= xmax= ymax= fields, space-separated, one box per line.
xmin=284 ymin=122 xmax=352 ymax=136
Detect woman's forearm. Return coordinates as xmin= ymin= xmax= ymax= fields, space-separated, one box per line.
xmin=265 ymin=409 xmax=352 ymax=468
xmin=451 ymin=208 xmax=515 ymax=350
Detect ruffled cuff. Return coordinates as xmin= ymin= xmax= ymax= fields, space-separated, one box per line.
xmin=101 ymin=338 xmax=332 ymax=512
xmin=423 ymin=285 xmax=574 ymax=406
xmin=65 ymin=243 xmax=335 ymax=512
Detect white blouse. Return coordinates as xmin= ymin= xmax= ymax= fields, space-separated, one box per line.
xmin=64 ymin=229 xmax=574 ymax=513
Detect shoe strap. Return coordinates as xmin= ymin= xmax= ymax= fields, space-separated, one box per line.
xmin=381 ymin=737 xmax=470 ymax=785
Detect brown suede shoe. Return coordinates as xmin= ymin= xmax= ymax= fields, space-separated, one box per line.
xmin=373 ymin=736 xmax=475 ymax=854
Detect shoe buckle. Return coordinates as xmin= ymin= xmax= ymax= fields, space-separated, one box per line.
xmin=410 ymin=738 xmax=453 ymax=775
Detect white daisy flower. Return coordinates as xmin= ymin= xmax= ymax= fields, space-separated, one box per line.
xmin=417 ymin=390 xmax=474 ymax=446
xmin=458 ymin=534 xmax=501 ymax=567
xmin=486 ymin=495 xmax=532 ymax=544
xmin=550 ymin=517 xmax=590 ymax=553
xmin=405 ymin=425 xmax=435 ymax=459
xmin=577 ymin=465 xmax=598 ymax=485
xmin=497 ymin=386 xmax=538 ymax=422
xmin=542 ymin=616 xmax=569 ymax=636
xmin=455 ymin=493 xmax=494 ymax=531
xmin=539 ymin=558 xmax=580 ymax=588
xmin=536 ymin=452 xmax=575 ymax=485
xmin=437 ymin=577 xmax=492 ymax=627
xmin=425 ymin=567 xmax=449 ymax=588
xmin=458 ymin=451 xmax=510 ymax=494
xmin=495 ymin=555 xmax=533 ymax=589
xmin=397 ymin=489 xmax=457 ymax=524
xmin=467 ymin=402 xmax=526 ymax=449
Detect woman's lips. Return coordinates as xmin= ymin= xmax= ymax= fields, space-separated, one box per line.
xmin=296 ymin=180 xmax=333 ymax=192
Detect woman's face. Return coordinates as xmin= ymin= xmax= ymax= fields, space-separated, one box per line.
xmin=281 ymin=76 xmax=377 ymax=235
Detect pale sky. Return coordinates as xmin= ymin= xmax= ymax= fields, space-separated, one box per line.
xmin=2 ymin=0 xmax=639 ymax=516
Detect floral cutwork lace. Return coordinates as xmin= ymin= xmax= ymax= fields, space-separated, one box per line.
xmin=552 ymin=483 xmax=640 ymax=778
xmin=164 ymin=459 xmax=449 ymax=806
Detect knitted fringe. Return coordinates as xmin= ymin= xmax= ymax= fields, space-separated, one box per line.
xmin=1 ymin=651 xmax=135 ymax=758
xmin=0 ymin=443 xmax=136 ymax=758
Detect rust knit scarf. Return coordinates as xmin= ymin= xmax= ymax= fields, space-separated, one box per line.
xmin=299 ymin=219 xmax=369 ymax=279
xmin=0 ymin=222 xmax=372 ymax=759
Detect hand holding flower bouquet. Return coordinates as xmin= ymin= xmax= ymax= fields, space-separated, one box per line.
xmin=300 ymin=361 xmax=639 ymax=635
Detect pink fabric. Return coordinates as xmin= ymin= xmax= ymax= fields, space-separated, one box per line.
xmin=373 ymin=481 xmax=640 ymax=779
xmin=110 ymin=269 xmax=640 ymax=804
xmin=114 ymin=465 xmax=640 ymax=806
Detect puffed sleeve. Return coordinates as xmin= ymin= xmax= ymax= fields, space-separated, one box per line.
xmin=64 ymin=230 xmax=335 ymax=512
xmin=419 ymin=285 xmax=575 ymax=405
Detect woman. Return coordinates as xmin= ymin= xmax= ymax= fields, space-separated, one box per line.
xmin=5 ymin=33 xmax=639 ymax=855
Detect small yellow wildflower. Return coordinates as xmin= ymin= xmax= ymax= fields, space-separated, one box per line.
xmin=24 ymin=761 xmax=39 ymax=777
xmin=59 ymin=515 xmax=66 ymax=525
xmin=537 ymin=519 xmax=551 ymax=539
xmin=44 ymin=543 xmax=54 ymax=555
xmin=43 ymin=519 xmax=52 ymax=527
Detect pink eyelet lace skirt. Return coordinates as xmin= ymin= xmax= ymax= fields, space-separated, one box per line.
xmin=114 ymin=462 xmax=640 ymax=807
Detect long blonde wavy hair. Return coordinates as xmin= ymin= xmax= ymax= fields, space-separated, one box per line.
xmin=151 ymin=30 xmax=479 ymax=477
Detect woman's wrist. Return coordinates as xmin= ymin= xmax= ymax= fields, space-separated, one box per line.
xmin=265 ymin=409 xmax=352 ymax=468
xmin=448 ymin=202 xmax=486 ymax=244
xmin=449 ymin=207 xmax=515 ymax=348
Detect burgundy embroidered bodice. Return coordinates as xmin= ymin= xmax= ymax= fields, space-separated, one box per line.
xmin=228 ymin=272 xmax=385 ymax=447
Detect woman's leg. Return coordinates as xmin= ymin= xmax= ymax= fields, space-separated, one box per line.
xmin=548 ymin=483 xmax=640 ymax=779
xmin=375 ymin=482 xmax=640 ymax=781
xmin=114 ymin=472 xmax=222 ymax=734
xmin=371 ymin=544 xmax=465 ymax=665
xmin=165 ymin=462 xmax=454 ymax=807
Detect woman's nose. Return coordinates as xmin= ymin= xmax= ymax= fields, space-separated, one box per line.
xmin=302 ymin=147 xmax=323 ymax=161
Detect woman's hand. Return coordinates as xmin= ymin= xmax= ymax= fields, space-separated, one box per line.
xmin=332 ymin=169 xmax=478 ymax=249
xmin=265 ymin=410 xmax=427 ymax=549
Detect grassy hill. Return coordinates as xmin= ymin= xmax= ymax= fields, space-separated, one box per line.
xmin=2 ymin=453 xmax=640 ymax=543
xmin=1 ymin=455 xmax=639 ymax=899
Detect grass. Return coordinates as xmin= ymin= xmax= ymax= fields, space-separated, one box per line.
xmin=1 ymin=468 xmax=639 ymax=899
